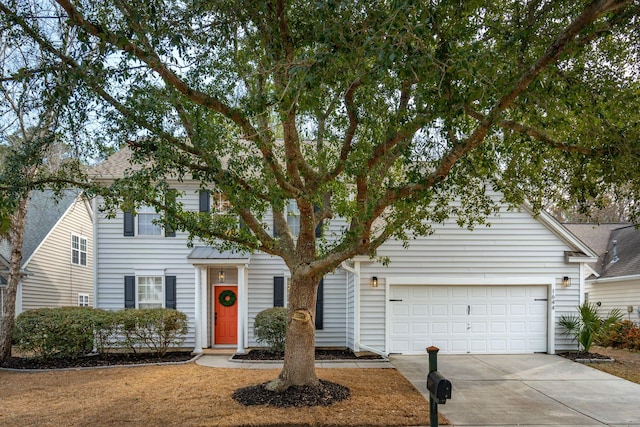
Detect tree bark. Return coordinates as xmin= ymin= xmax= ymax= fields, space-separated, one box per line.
xmin=267 ymin=272 xmax=320 ymax=391
xmin=0 ymin=195 xmax=29 ymax=362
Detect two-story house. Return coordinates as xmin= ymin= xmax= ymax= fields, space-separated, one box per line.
xmin=92 ymin=147 xmax=596 ymax=355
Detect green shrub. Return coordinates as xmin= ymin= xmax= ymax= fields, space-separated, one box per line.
xmin=254 ymin=307 xmax=288 ymax=353
xmin=92 ymin=309 xmax=121 ymax=356
xmin=117 ymin=308 xmax=188 ymax=356
xmin=559 ymin=302 xmax=622 ymax=352
xmin=13 ymin=307 xmax=189 ymax=359
xmin=14 ymin=307 xmax=95 ymax=360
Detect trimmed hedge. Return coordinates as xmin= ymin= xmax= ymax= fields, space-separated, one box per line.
xmin=254 ymin=307 xmax=288 ymax=353
xmin=13 ymin=307 xmax=95 ymax=360
xmin=14 ymin=307 xmax=188 ymax=360
xmin=118 ymin=308 xmax=188 ymax=356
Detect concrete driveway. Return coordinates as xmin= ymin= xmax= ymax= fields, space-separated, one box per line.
xmin=390 ymin=353 xmax=640 ymax=426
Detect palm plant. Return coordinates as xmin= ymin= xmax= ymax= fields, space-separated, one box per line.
xmin=559 ymin=302 xmax=622 ymax=353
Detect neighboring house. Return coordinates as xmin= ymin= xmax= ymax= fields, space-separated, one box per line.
xmin=564 ymin=223 xmax=640 ymax=324
xmin=0 ymin=189 xmax=94 ymax=322
xmin=92 ymin=148 xmax=597 ymax=355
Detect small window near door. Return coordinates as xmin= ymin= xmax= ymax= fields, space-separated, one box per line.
xmin=78 ymin=293 xmax=89 ymax=307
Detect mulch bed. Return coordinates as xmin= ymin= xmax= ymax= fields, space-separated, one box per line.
xmin=232 ymin=348 xmax=383 ymax=361
xmin=0 ymin=351 xmax=194 ymax=370
xmin=232 ymin=379 xmax=351 ymax=407
xmin=557 ymin=350 xmax=614 ymax=362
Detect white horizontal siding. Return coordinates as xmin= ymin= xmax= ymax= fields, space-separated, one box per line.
xmin=358 ymin=205 xmax=581 ymax=353
xmin=586 ymin=278 xmax=640 ymax=324
xmin=96 ymin=188 xmax=350 ymax=349
xmin=21 ymin=198 xmax=93 ymax=311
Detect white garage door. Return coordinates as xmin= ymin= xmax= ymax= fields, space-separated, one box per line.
xmin=389 ymin=285 xmax=547 ymax=354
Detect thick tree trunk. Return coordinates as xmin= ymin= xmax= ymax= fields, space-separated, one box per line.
xmin=267 ymin=272 xmax=320 ymax=392
xmin=0 ymin=196 xmax=28 ymax=363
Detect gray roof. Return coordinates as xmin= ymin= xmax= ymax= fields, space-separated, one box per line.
xmin=187 ymin=246 xmax=250 ymax=261
xmin=564 ymin=223 xmax=640 ymax=279
xmin=91 ymin=146 xmax=144 ymax=180
xmin=0 ymin=189 xmax=81 ymax=267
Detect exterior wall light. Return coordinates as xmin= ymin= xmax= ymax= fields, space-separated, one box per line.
xmin=562 ymin=276 xmax=571 ymax=287
xmin=371 ymin=276 xmax=378 ymax=288
xmin=219 ymin=270 xmax=225 ymax=283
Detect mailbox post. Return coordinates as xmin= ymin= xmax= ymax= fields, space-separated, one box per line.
xmin=426 ymin=346 xmax=452 ymax=427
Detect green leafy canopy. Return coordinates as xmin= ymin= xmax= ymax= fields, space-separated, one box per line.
xmin=2 ymin=0 xmax=639 ymax=277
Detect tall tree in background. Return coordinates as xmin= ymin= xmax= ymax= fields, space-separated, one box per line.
xmin=2 ymin=0 xmax=639 ymax=391
xmin=0 ymin=12 xmax=81 ymax=362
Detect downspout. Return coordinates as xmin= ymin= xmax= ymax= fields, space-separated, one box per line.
xmin=92 ymin=197 xmax=98 ymax=308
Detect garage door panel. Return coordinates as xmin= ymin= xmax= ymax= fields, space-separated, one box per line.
xmin=452 ymin=304 xmax=468 ymax=315
xmin=389 ymin=285 xmax=547 ymax=354
xmin=412 ymin=305 xmax=428 ymax=316
xmin=432 ymin=304 xmax=448 ymax=315
xmin=509 ymin=304 xmax=526 ymax=315
xmin=491 ymin=305 xmax=507 ymax=316
xmin=432 ymin=322 xmax=448 ymax=333
xmin=392 ymin=305 xmax=409 ymax=316
xmin=471 ymin=287 xmax=488 ymax=297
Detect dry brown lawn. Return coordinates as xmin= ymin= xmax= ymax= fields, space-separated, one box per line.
xmin=0 ymin=363 xmax=446 ymax=426
xmin=588 ymin=346 xmax=640 ymax=385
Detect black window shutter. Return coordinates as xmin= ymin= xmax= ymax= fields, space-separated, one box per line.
xmin=272 ymin=215 xmax=279 ymax=237
xmin=273 ymin=276 xmax=284 ymax=307
xmin=199 ymin=190 xmax=210 ymax=213
xmin=165 ymin=276 xmax=177 ymax=309
xmin=315 ymin=278 xmax=324 ymax=330
xmin=239 ymin=216 xmax=249 ymax=231
xmin=314 ymin=205 xmax=323 ymax=238
xmin=165 ymin=189 xmax=177 ymax=237
xmin=123 ymin=212 xmax=135 ymax=236
xmin=124 ymin=276 xmax=135 ymax=308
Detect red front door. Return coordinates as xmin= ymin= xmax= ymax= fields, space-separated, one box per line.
xmin=214 ymin=286 xmax=238 ymax=345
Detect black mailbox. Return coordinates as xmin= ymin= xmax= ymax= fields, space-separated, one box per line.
xmin=427 ymin=371 xmax=452 ymax=404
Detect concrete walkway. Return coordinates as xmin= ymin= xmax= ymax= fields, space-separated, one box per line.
xmin=196 ymin=354 xmax=394 ymax=370
xmin=390 ymin=353 xmax=640 ymax=426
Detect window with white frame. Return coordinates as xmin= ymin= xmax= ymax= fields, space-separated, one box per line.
xmin=0 ymin=287 xmax=5 ymax=317
xmin=137 ymin=205 xmax=162 ymax=236
xmin=78 ymin=293 xmax=89 ymax=307
xmin=71 ymin=234 xmax=88 ymax=266
xmin=137 ymin=276 xmax=164 ymax=308
xmin=213 ymin=190 xmax=231 ymax=214
xmin=287 ymin=199 xmax=300 ymax=236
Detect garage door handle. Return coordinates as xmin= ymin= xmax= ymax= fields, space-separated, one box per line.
xmin=535 ymin=299 xmax=548 ymax=301
xmin=389 ymin=299 xmax=403 ymax=302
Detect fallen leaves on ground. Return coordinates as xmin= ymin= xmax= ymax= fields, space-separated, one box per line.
xmin=0 ymin=363 xmax=443 ymax=426
xmin=587 ymin=346 xmax=640 ymax=385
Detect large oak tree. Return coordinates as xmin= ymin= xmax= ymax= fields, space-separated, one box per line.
xmin=2 ymin=0 xmax=639 ymax=391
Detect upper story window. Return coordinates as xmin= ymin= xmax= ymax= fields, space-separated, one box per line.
xmin=287 ymin=199 xmax=300 ymax=236
xmin=71 ymin=234 xmax=88 ymax=266
xmin=137 ymin=205 xmax=162 ymax=236
xmin=199 ymin=189 xmax=231 ymax=214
